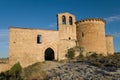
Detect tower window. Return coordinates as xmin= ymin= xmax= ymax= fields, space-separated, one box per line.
xmin=37 ymin=35 xmax=42 ymax=44
xmin=82 ymin=32 xmax=84 ymax=37
xmin=69 ymin=16 xmax=73 ymax=25
xmin=62 ymin=16 xmax=66 ymax=24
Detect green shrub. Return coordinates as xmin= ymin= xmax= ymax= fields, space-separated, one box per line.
xmin=9 ymin=62 xmax=23 ymax=80
xmin=0 ymin=62 xmax=23 ymax=80
xmin=77 ymin=54 xmax=85 ymax=61
xmin=9 ymin=62 xmax=22 ymax=74
xmin=92 ymin=61 xmax=102 ymax=67
xmin=0 ymin=72 xmax=5 ymax=80
xmin=66 ymin=48 xmax=75 ymax=59
xmin=90 ymin=52 xmax=98 ymax=58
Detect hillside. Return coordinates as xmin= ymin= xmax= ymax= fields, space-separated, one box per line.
xmin=1 ymin=54 xmax=120 ymax=80
xmin=23 ymin=54 xmax=120 ymax=80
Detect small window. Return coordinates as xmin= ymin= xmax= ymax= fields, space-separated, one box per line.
xmin=69 ymin=16 xmax=73 ymax=25
xmin=37 ymin=35 xmax=42 ymax=44
xmin=62 ymin=16 xmax=66 ymax=24
xmin=82 ymin=32 xmax=84 ymax=37
xmin=69 ymin=37 xmax=71 ymax=40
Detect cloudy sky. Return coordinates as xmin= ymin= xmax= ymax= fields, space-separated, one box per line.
xmin=0 ymin=0 xmax=120 ymax=57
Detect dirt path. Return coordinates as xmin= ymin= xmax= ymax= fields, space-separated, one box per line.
xmin=41 ymin=61 xmax=66 ymax=71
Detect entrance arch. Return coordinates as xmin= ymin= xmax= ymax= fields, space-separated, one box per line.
xmin=44 ymin=48 xmax=55 ymax=60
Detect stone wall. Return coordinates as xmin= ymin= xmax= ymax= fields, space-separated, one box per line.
xmin=0 ymin=58 xmax=9 ymax=63
xmin=0 ymin=64 xmax=10 ymax=72
xmin=58 ymin=40 xmax=76 ymax=60
xmin=9 ymin=27 xmax=59 ymax=67
xmin=0 ymin=12 xmax=115 ymax=73
xmin=76 ymin=18 xmax=107 ymax=55
xmin=57 ymin=13 xmax=77 ymax=60
xmin=57 ymin=12 xmax=76 ymax=40
xmin=106 ymin=35 xmax=114 ymax=55
xmin=0 ymin=58 xmax=10 ymax=72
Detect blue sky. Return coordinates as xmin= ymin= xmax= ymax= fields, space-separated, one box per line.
xmin=0 ymin=0 xmax=120 ymax=57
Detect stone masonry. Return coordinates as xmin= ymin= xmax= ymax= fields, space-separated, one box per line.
xmin=0 ymin=12 xmax=114 ymax=72
xmin=76 ymin=18 xmax=107 ymax=55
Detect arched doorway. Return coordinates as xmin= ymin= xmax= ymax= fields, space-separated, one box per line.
xmin=44 ymin=48 xmax=55 ymax=60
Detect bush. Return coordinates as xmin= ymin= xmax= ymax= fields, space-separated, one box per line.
xmin=9 ymin=62 xmax=23 ymax=80
xmin=89 ymin=52 xmax=98 ymax=58
xmin=0 ymin=62 xmax=23 ymax=80
xmin=76 ymin=54 xmax=85 ymax=61
xmin=66 ymin=48 xmax=75 ymax=59
xmin=0 ymin=72 xmax=5 ymax=80
xmin=92 ymin=61 xmax=102 ymax=67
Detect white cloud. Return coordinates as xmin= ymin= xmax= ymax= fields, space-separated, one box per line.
xmin=104 ymin=15 xmax=120 ymax=22
xmin=48 ymin=23 xmax=57 ymax=28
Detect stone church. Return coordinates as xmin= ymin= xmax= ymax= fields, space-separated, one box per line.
xmin=6 ymin=12 xmax=114 ymax=69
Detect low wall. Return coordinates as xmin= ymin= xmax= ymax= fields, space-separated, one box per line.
xmin=0 ymin=64 xmax=10 ymax=72
xmin=0 ymin=58 xmax=9 ymax=64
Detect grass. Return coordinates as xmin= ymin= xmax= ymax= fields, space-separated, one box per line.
xmin=23 ymin=62 xmax=47 ymax=80
xmin=81 ymin=53 xmax=120 ymax=71
xmin=1 ymin=52 xmax=120 ymax=79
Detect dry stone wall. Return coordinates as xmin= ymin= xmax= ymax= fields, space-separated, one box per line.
xmin=106 ymin=35 xmax=114 ymax=55
xmin=9 ymin=27 xmax=59 ymax=67
xmin=76 ymin=19 xmax=107 ymax=55
xmin=57 ymin=13 xmax=77 ymax=60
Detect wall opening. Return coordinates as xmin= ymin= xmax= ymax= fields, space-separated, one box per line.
xmin=82 ymin=32 xmax=84 ymax=37
xmin=37 ymin=35 xmax=42 ymax=44
xmin=44 ymin=48 xmax=55 ymax=60
xmin=69 ymin=16 xmax=73 ymax=25
xmin=62 ymin=15 xmax=66 ymax=24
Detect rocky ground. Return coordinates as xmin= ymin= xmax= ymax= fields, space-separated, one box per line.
xmin=41 ymin=61 xmax=120 ymax=80
xmin=1 ymin=54 xmax=120 ymax=80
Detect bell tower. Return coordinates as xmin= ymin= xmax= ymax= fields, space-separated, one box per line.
xmin=57 ymin=12 xmax=77 ymax=60
xmin=57 ymin=12 xmax=76 ymax=40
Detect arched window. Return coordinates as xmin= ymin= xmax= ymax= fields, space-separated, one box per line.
xmin=69 ymin=16 xmax=73 ymax=25
xmin=37 ymin=35 xmax=42 ymax=43
xmin=62 ymin=16 xmax=66 ymax=24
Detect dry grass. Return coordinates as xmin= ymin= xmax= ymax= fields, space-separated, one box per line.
xmin=23 ymin=62 xmax=47 ymax=80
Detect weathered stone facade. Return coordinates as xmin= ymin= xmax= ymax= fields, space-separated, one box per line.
xmin=9 ymin=28 xmax=59 ymax=67
xmin=0 ymin=12 xmax=114 ymax=72
xmin=76 ymin=18 xmax=107 ymax=55
xmin=106 ymin=35 xmax=114 ymax=55
xmin=57 ymin=13 xmax=76 ymax=60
